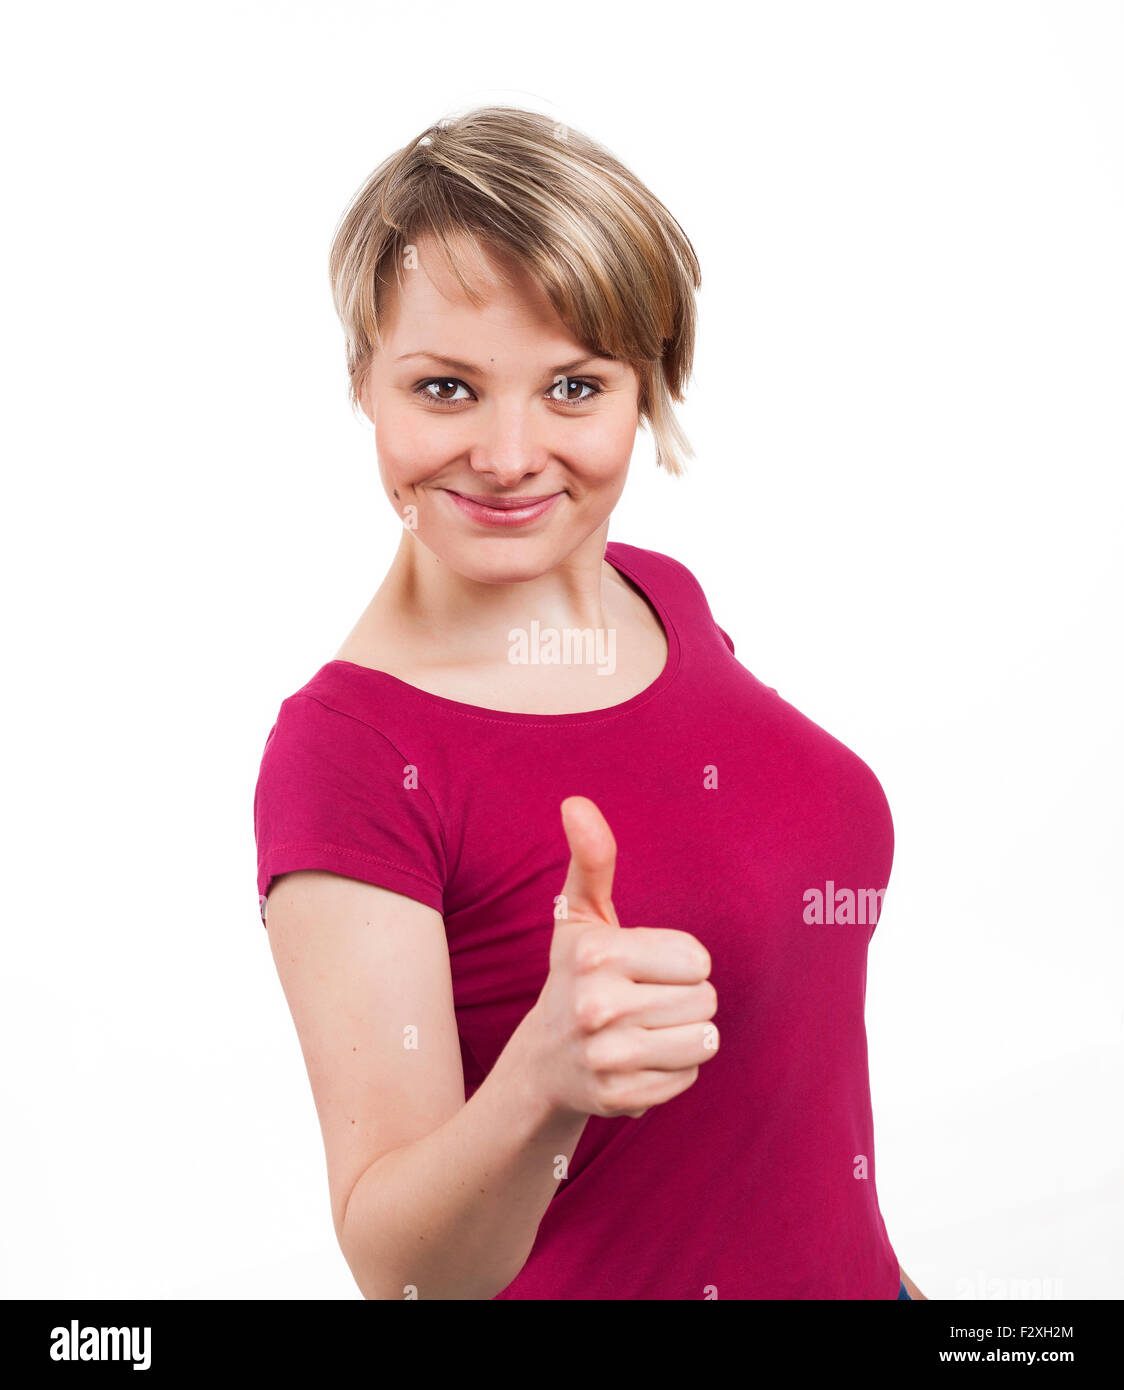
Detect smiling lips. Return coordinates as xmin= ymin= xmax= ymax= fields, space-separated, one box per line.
xmin=443 ymin=489 xmax=564 ymax=528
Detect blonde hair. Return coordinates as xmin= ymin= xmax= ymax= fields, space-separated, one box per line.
xmin=328 ymin=107 xmax=701 ymax=476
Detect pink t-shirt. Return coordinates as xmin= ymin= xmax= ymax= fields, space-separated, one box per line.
xmin=253 ymin=540 xmax=901 ymax=1299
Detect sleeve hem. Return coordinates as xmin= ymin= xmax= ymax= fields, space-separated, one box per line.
xmin=258 ymin=842 xmax=445 ymax=923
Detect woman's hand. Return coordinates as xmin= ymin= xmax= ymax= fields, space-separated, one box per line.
xmin=521 ymin=795 xmax=719 ymax=1120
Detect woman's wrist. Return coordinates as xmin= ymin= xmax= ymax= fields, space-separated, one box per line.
xmin=490 ymin=1002 xmax=588 ymax=1141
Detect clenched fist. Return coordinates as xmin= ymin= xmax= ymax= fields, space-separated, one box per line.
xmin=523 ymin=795 xmax=719 ymax=1120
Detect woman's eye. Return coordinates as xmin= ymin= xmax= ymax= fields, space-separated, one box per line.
xmin=549 ymin=377 xmax=599 ymax=404
xmin=420 ymin=378 xmax=471 ymax=403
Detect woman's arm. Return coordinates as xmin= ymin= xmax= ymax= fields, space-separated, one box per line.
xmin=265 ymin=869 xmax=588 ymax=1301
xmin=341 ymin=1009 xmax=587 ymax=1299
xmin=899 ymin=1264 xmax=928 ymax=1300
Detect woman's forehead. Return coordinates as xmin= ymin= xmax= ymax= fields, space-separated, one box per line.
xmin=381 ymin=242 xmax=572 ymax=348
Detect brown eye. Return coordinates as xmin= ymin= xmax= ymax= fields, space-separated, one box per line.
xmin=549 ymin=377 xmax=599 ymax=404
xmin=418 ymin=378 xmax=472 ymax=404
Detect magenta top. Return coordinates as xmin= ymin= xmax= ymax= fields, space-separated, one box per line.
xmin=253 ymin=540 xmax=901 ymax=1298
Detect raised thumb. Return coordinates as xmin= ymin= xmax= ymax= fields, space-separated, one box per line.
xmin=555 ymin=795 xmax=621 ymax=931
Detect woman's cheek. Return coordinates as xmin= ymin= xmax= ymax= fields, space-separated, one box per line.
xmin=375 ymin=405 xmax=451 ymax=488
xmin=565 ymin=412 xmax=638 ymax=484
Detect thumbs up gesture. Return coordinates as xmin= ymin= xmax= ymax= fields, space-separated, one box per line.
xmin=525 ymin=796 xmax=719 ymax=1120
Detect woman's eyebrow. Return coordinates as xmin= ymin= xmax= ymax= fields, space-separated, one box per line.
xmin=394 ymin=350 xmax=614 ymax=375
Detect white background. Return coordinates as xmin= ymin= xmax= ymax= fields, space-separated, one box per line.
xmin=2 ymin=0 xmax=1120 ymax=1299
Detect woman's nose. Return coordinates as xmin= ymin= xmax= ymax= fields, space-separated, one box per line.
xmin=466 ymin=405 xmax=549 ymax=484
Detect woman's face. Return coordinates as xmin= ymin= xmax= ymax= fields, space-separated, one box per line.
xmin=359 ymin=235 xmax=640 ymax=583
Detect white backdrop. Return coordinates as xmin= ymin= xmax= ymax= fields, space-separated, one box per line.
xmin=2 ymin=0 xmax=1120 ymax=1299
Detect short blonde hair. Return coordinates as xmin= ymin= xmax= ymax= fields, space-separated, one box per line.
xmin=328 ymin=107 xmax=701 ymax=476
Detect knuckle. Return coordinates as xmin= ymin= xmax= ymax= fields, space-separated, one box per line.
xmin=574 ymin=986 xmax=615 ymax=1033
xmin=582 ymin=1032 xmax=621 ymax=1072
xmin=593 ymin=1070 xmax=631 ymax=1115
xmin=573 ymin=928 xmax=616 ymax=974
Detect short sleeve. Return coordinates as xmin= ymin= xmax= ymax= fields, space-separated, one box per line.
xmin=253 ymin=692 xmax=447 ymax=928
xmin=716 ymin=623 xmax=735 ymax=655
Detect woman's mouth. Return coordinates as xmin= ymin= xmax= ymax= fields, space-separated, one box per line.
xmin=442 ymin=489 xmax=564 ymax=528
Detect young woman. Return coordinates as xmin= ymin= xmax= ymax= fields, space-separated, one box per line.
xmin=253 ymin=106 xmax=926 ymax=1301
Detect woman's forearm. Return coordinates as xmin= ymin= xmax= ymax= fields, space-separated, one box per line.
xmin=339 ymin=1006 xmax=587 ymax=1300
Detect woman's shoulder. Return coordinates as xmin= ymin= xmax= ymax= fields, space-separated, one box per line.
xmin=607 ymin=538 xmax=701 ymax=585
xmin=608 ymin=539 xmax=728 ymax=633
xmin=606 ymin=539 xmax=718 ymax=618
xmin=253 ymin=666 xmax=448 ymax=926
xmin=257 ymin=661 xmax=423 ymax=771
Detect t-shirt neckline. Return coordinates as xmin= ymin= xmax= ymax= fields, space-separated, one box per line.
xmin=321 ymin=543 xmax=683 ymax=726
